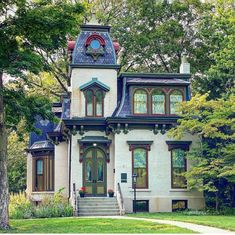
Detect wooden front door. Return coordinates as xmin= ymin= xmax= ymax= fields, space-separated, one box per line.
xmin=83 ymin=148 xmax=107 ymax=196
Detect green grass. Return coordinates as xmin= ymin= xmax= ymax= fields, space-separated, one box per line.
xmin=128 ymin=212 xmax=235 ymax=231
xmin=0 ymin=217 xmax=195 ymax=233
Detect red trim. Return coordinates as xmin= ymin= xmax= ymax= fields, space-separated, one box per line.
xmin=85 ymin=33 xmax=106 ymax=47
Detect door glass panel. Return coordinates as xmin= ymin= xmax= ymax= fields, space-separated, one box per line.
xmin=97 ymin=160 xmax=104 ymax=182
xmin=36 ymin=160 xmax=43 ymax=174
xmin=86 ymin=160 xmax=92 ymax=182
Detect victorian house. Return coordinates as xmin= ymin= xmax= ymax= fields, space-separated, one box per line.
xmin=26 ymin=23 xmax=204 ymax=215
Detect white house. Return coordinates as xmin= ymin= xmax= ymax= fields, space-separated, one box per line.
xmin=26 ymin=23 xmax=205 ymax=215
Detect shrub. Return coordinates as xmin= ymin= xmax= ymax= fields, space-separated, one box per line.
xmin=9 ymin=189 xmax=73 ymax=219
xmin=9 ymin=192 xmax=34 ymax=219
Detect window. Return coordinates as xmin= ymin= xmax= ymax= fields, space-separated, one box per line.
xmin=34 ymin=156 xmax=54 ymax=191
xmin=170 ymin=90 xmax=183 ymax=114
xmin=133 ymin=148 xmax=148 ymax=188
xmin=171 ymin=149 xmax=187 ymax=188
xmin=134 ymin=200 xmax=149 ymax=212
xmin=133 ymin=89 xmax=148 ymax=114
xmin=151 ymin=90 xmax=165 ymax=114
xmin=85 ymin=89 xmax=104 ymax=117
xmin=172 ymin=200 xmax=188 ymax=211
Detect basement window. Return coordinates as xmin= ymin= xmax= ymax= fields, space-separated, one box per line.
xmin=134 ymin=200 xmax=149 ymax=212
xmin=172 ymin=200 xmax=188 ymax=211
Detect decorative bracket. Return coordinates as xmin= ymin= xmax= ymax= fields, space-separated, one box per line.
xmin=123 ymin=123 xmax=129 ymax=134
xmin=153 ymin=124 xmax=159 ymax=135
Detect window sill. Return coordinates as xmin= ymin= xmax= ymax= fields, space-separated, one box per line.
xmin=170 ymin=189 xmax=189 ymax=192
xmin=32 ymin=191 xmax=55 ymax=194
xmin=129 ymin=189 xmax=151 ymax=192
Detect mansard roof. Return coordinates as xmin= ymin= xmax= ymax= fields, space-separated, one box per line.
xmin=72 ymin=24 xmax=117 ymax=65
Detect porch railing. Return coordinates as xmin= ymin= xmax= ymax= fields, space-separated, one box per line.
xmin=117 ymin=183 xmax=125 ymax=215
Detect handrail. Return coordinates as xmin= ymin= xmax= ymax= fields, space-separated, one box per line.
xmin=117 ymin=183 xmax=125 ymax=215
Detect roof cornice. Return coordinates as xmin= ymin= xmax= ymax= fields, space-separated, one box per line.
xmin=119 ymin=72 xmax=191 ymax=79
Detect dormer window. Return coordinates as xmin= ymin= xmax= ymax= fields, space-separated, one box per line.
xmin=85 ymin=89 xmax=104 ymax=117
xmin=133 ymin=89 xmax=148 ymax=114
xmin=151 ymin=89 xmax=165 ymax=114
xmin=80 ymin=78 xmax=110 ymax=117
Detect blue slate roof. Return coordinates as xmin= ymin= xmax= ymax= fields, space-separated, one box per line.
xmin=72 ymin=25 xmax=116 ymax=65
xmin=29 ymin=96 xmax=71 ymax=148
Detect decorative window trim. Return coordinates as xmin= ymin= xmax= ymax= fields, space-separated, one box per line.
xmin=166 ymin=141 xmax=192 ymax=151
xmin=127 ymin=141 xmax=153 ymax=151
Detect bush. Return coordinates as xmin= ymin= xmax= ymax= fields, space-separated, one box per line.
xmin=9 ymin=189 xmax=73 ymax=219
xmin=9 ymin=191 xmax=34 ymax=219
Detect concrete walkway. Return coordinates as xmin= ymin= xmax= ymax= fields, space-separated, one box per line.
xmin=82 ymin=216 xmax=234 ymax=234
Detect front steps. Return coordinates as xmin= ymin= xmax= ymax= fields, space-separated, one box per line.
xmin=77 ymin=197 xmax=120 ymax=216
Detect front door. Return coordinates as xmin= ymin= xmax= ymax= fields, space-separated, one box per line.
xmin=83 ymin=148 xmax=107 ymax=196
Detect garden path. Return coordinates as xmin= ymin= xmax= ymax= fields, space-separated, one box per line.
xmin=83 ymin=216 xmax=234 ymax=234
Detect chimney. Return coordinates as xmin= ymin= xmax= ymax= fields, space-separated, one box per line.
xmin=180 ymin=53 xmax=190 ymax=74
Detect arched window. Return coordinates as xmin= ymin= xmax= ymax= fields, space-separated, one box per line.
xmin=85 ymin=89 xmax=104 ymax=117
xmin=133 ymin=89 xmax=148 ymax=114
xmin=170 ymin=90 xmax=183 ymax=114
xmin=151 ymin=90 xmax=165 ymax=114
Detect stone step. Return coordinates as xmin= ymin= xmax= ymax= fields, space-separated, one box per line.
xmin=79 ymin=208 xmax=120 ymax=213
xmin=78 ymin=212 xmax=120 ymax=216
xmin=78 ymin=198 xmax=116 ymax=201
xmin=78 ymin=202 xmax=118 ymax=206
xmin=78 ymin=204 xmax=119 ymax=209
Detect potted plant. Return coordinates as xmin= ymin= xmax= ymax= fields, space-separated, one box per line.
xmin=79 ymin=187 xmax=86 ymax=197
xmin=108 ymin=189 xmax=114 ymax=197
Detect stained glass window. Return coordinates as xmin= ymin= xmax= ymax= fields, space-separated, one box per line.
xmin=170 ymin=90 xmax=183 ymax=114
xmin=86 ymin=90 xmax=93 ymax=116
xmin=95 ymin=90 xmax=103 ymax=116
xmin=133 ymin=148 xmax=148 ymax=188
xmin=152 ymin=90 xmax=165 ymax=114
xmin=172 ymin=149 xmax=187 ymax=188
xmin=134 ymin=90 xmax=147 ymax=114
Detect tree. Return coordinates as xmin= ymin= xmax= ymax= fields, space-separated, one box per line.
xmin=169 ymin=94 xmax=235 ymax=210
xmin=91 ymin=0 xmax=212 ymax=74
xmin=0 ymin=0 xmax=84 ymax=229
xmin=193 ymin=0 xmax=235 ymax=99
xmin=7 ymin=132 xmax=27 ymax=193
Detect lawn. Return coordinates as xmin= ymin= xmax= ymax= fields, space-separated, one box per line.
xmin=128 ymin=212 xmax=235 ymax=231
xmin=0 ymin=218 xmax=195 ymax=233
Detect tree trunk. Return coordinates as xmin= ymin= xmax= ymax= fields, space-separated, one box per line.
xmin=0 ymin=71 xmax=9 ymax=230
